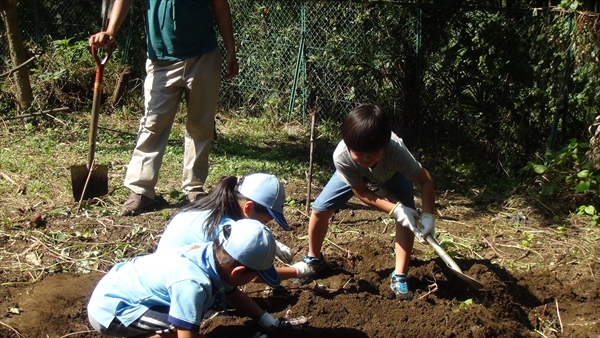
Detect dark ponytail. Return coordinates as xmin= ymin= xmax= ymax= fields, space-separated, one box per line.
xmin=181 ymin=176 xmax=246 ymax=238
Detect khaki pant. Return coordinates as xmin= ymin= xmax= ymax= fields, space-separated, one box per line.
xmin=124 ymin=48 xmax=222 ymax=199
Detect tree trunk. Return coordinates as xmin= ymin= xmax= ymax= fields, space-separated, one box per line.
xmin=1 ymin=0 xmax=33 ymax=113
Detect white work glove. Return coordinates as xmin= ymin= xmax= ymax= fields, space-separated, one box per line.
xmin=415 ymin=213 xmax=435 ymax=243
xmin=291 ymin=261 xmax=313 ymax=278
xmin=389 ymin=202 xmax=419 ymax=232
xmin=258 ymin=312 xmax=308 ymax=332
xmin=274 ymin=240 xmax=293 ymax=264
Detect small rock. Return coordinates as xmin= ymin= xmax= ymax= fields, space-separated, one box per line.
xmin=30 ymin=213 xmax=45 ymax=227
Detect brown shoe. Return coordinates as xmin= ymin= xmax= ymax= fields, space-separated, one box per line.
xmin=120 ymin=192 xmax=153 ymax=216
xmin=186 ymin=189 xmax=207 ymax=202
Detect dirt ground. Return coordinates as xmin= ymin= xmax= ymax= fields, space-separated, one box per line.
xmin=0 ymin=181 xmax=599 ymax=338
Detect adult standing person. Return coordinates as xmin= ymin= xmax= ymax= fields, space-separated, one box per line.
xmin=89 ymin=0 xmax=239 ymax=216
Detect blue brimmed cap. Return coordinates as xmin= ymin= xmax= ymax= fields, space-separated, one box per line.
xmin=239 ymin=173 xmax=290 ymax=231
xmin=220 ymin=219 xmax=281 ymax=287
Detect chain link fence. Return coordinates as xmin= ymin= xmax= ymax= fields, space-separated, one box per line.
xmin=2 ymin=0 xmax=147 ymax=76
xmin=1 ymin=0 xmax=599 ymax=170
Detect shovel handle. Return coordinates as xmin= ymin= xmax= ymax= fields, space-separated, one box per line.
xmin=91 ymin=44 xmax=114 ymax=68
xmin=415 ymin=219 xmax=463 ymax=273
xmin=87 ymin=45 xmax=113 ymax=169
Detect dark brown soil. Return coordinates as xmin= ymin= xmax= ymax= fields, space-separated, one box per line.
xmin=0 ymin=186 xmax=598 ymax=338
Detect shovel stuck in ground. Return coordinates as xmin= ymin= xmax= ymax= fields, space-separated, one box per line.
xmin=70 ymin=45 xmax=113 ymax=202
xmin=424 ymin=233 xmax=485 ymax=290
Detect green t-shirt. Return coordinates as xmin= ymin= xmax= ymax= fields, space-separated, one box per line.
xmin=146 ymin=0 xmax=218 ymax=61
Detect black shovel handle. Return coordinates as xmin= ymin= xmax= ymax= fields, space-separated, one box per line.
xmin=87 ymin=45 xmax=114 ymax=169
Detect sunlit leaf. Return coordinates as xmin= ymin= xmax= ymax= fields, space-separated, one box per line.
xmin=577 ymin=170 xmax=590 ymax=178
xmin=574 ymin=181 xmax=590 ymax=193
xmin=584 ymin=205 xmax=596 ymax=215
xmin=532 ymin=164 xmax=548 ymax=174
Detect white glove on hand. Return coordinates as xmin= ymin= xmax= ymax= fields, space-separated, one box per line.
xmin=389 ymin=202 xmax=419 ymax=232
xmin=258 ymin=312 xmax=308 ymax=332
xmin=415 ymin=213 xmax=435 ymax=243
xmin=274 ymin=240 xmax=293 ymax=264
xmin=291 ymin=261 xmax=312 ymax=278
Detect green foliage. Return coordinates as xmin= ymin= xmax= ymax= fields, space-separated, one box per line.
xmin=29 ymin=38 xmax=123 ymax=113
xmin=0 ymin=37 xmax=128 ymax=116
xmin=453 ymin=298 xmax=474 ymax=312
xmin=522 ymin=139 xmax=598 ymax=194
xmin=2 ymin=1 xmax=599 ymax=201
xmin=521 ymin=138 xmax=599 ymax=218
xmin=576 ymin=205 xmax=598 ymax=227
xmin=521 ymin=233 xmax=534 ymax=247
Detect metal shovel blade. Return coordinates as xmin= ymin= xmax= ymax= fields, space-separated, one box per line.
xmin=70 ymin=164 xmax=108 ymax=200
xmin=425 ymin=234 xmax=485 ymax=290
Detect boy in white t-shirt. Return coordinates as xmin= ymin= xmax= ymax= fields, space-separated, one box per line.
xmin=295 ymin=104 xmax=436 ymax=300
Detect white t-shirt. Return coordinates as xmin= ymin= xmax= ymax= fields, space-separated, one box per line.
xmin=333 ymin=132 xmax=422 ymax=187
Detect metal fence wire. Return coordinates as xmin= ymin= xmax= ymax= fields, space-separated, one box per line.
xmin=1 ymin=0 xmax=599 ymax=168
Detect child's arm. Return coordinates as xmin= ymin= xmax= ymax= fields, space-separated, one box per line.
xmin=412 ymin=167 xmax=435 ymax=214
xmin=225 ymin=288 xmax=265 ymax=321
xmin=143 ymin=329 xmax=207 ymax=337
xmin=251 ymin=266 xmax=300 ymax=283
xmin=351 ymin=167 xmax=435 ymax=214
xmin=351 ymin=182 xmax=397 ymax=213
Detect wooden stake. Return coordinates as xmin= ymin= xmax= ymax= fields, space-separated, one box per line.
xmin=306 ymin=112 xmax=316 ymax=215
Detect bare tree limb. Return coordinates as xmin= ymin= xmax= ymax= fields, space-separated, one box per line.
xmin=1 ymin=107 xmax=71 ymax=120
xmin=0 ymin=55 xmax=36 ymax=77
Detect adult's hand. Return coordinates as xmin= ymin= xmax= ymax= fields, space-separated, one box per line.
xmin=88 ymin=32 xmax=115 ymax=48
xmin=223 ymin=51 xmax=239 ymax=80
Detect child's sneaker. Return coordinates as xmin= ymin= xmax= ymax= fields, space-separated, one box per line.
xmin=294 ymin=253 xmax=328 ymax=284
xmin=390 ymin=272 xmax=414 ymax=300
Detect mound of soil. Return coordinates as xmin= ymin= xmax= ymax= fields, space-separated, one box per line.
xmin=0 ymin=194 xmax=598 ymax=338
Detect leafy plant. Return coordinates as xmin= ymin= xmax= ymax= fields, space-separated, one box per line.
xmin=453 ymin=298 xmax=474 ymax=312
xmin=521 ymin=233 xmax=534 ymax=247
xmin=520 ymin=139 xmax=599 ymax=215
xmin=576 ymin=205 xmax=598 ymax=227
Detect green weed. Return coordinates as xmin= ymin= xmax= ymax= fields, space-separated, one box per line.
xmin=453 ymin=298 xmax=474 ymax=312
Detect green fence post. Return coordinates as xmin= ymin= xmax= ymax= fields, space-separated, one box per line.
xmin=288 ymin=0 xmax=306 ymax=123
xmin=415 ymin=3 xmax=422 ymax=117
xmin=122 ymin=4 xmax=135 ymax=65
xmin=34 ymin=0 xmax=40 ymax=44
xmin=548 ymin=12 xmax=574 ymax=153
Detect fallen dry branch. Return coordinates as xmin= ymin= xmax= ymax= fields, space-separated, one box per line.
xmin=0 ymin=55 xmax=37 ymax=77
xmin=0 ymin=320 xmax=25 ymax=338
xmin=418 ymin=276 xmax=439 ymax=300
xmin=0 ymin=171 xmax=18 ymax=186
xmin=555 ymin=298 xmax=563 ymax=334
xmin=0 ymin=107 xmax=71 ymax=121
xmin=482 ymin=236 xmax=506 ymax=258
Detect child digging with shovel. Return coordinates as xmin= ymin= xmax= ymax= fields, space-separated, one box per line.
xmin=293 ymin=104 xmax=437 ymax=300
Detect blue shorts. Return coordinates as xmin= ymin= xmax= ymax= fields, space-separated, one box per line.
xmin=312 ymin=171 xmax=415 ymax=212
